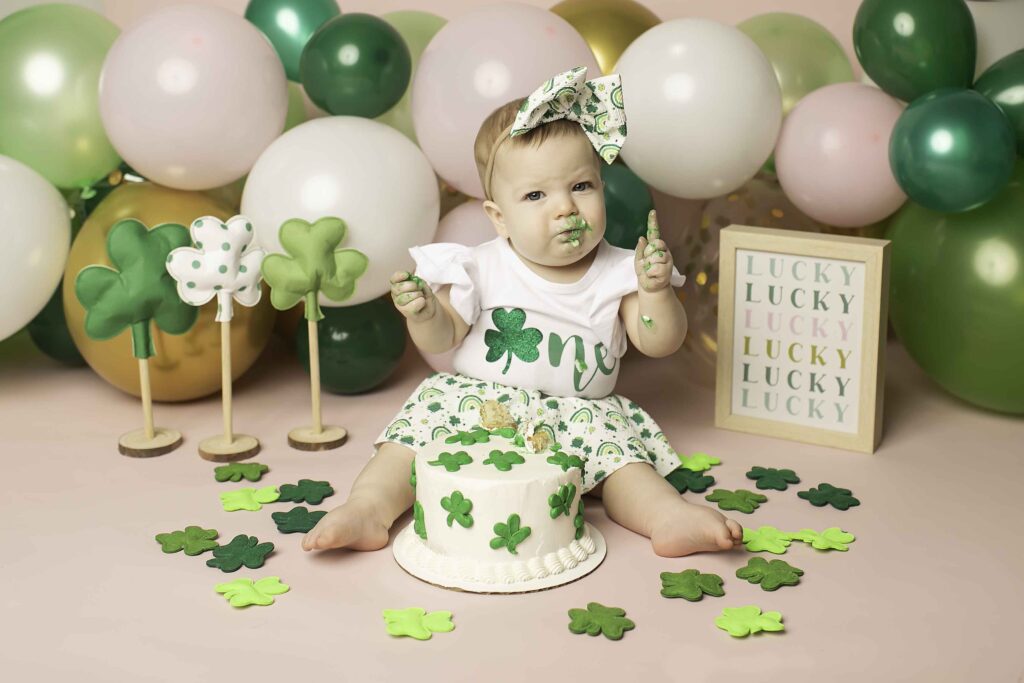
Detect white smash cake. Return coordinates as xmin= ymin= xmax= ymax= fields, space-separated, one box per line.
xmin=392 ymin=413 xmax=606 ymax=593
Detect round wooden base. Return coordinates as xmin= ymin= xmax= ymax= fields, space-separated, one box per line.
xmin=198 ymin=434 xmax=261 ymax=462
xmin=118 ymin=428 xmax=182 ymax=458
xmin=287 ymin=425 xmax=347 ymax=451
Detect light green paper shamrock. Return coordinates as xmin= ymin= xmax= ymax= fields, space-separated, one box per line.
xmin=155 ymin=526 xmax=219 ymax=555
xmin=742 ymin=526 xmax=792 ymax=554
xmin=440 ymin=491 xmax=474 ymax=528
xmin=220 ymin=486 xmax=280 ymax=512
xmin=490 ymin=513 xmax=531 ymax=554
xmin=736 ymin=557 xmax=804 ymax=591
xmin=677 ymin=451 xmax=720 ymax=472
xmin=484 ymin=307 xmax=542 ymax=374
xmin=75 ymin=218 xmax=197 ymax=358
xmin=260 ymin=217 xmax=368 ymax=322
xmin=715 ymin=605 xmax=785 ymax=637
xmin=382 ymin=608 xmax=455 ymax=640
xmin=788 ymin=527 xmax=856 ymax=551
xmin=660 ymin=569 xmax=725 ymax=601
xmin=705 ymin=488 xmax=768 ymax=514
xmin=427 ymin=450 xmax=473 ymax=472
xmin=548 ymin=483 xmax=577 ymax=518
xmin=483 ymin=449 xmax=526 ymax=472
xmin=215 ymin=576 xmax=290 ymax=607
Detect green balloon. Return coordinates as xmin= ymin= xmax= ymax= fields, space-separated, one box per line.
xmin=375 ymin=11 xmax=447 ymax=144
xmin=244 ymin=0 xmax=339 ymax=82
xmin=738 ymin=13 xmax=854 ymax=115
xmin=974 ymin=49 xmax=1024 ymax=156
xmin=296 ymin=296 xmax=406 ymax=394
xmin=853 ymin=0 xmax=976 ymax=102
xmin=886 ymin=163 xmax=1024 ymax=414
xmin=300 ymin=13 xmax=412 ymax=118
xmin=601 ymin=162 xmax=654 ymax=250
xmin=889 ymin=88 xmax=1016 ymax=213
xmin=27 ymin=280 xmax=85 ymax=367
xmin=0 ymin=5 xmax=121 ymax=190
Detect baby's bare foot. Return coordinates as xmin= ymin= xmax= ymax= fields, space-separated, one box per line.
xmin=301 ymin=498 xmax=390 ymax=552
xmin=649 ymin=497 xmax=744 ymax=558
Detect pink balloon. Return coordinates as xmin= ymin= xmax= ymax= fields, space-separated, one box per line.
xmin=411 ymin=2 xmax=599 ymax=198
xmin=775 ymin=82 xmax=906 ymax=227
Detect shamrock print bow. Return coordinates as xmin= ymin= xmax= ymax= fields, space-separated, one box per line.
xmin=510 ymin=66 xmax=626 ymax=164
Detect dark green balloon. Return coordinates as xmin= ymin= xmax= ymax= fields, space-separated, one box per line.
xmin=27 ymin=281 xmax=86 ymax=367
xmin=299 ymin=13 xmax=412 ymax=118
xmin=296 ymin=296 xmax=406 ymax=394
xmin=853 ymin=0 xmax=976 ymax=102
xmin=889 ymin=88 xmax=1016 ymax=212
xmin=974 ymin=49 xmax=1024 ymax=156
xmin=600 ymin=162 xmax=654 ymax=250
xmin=886 ymin=162 xmax=1024 ymax=414
xmin=244 ymin=0 xmax=339 ymax=82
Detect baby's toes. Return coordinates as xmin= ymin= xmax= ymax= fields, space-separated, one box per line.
xmin=726 ymin=518 xmax=743 ymax=542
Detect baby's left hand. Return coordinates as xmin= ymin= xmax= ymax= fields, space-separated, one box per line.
xmin=634 ymin=210 xmax=673 ymax=293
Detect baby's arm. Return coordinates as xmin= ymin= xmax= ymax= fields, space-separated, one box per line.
xmin=390 ymin=272 xmax=471 ymax=354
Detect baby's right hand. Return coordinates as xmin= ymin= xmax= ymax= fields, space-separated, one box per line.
xmin=390 ymin=271 xmax=437 ymax=323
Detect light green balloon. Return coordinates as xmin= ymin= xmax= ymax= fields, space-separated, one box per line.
xmin=0 ymin=5 xmax=121 ymax=189
xmin=738 ymin=13 xmax=854 ymax=115
xmin=375 ymin=10 xmax=447 ymax=144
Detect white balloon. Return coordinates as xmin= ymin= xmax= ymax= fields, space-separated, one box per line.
xmin=617 ymin=19 xmax=782 ymax=200
xmin=968 ymin=0 xmax=1024 ymax=77
xmin=241 ymin=117 xmax=440 ymax=308
xmin=0 ymin=155 xmax=71 ymax=341
xmin=98 ymin=4 xmax=288 ymax=190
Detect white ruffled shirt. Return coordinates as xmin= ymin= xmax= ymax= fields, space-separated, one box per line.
xmin=409 ymin=237 xmax=685 ymax=399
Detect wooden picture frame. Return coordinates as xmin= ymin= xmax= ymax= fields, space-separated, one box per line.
xmin=714 ymin=225 xmax=891 ymax=453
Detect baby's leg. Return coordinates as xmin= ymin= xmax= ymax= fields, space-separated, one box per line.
xmin=302 ymin=442 xmax=415 ymax=552
xmin=592 ymin=463 xmax=744 ymax=557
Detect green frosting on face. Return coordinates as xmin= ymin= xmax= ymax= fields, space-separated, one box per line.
xmin=155 ymin=526 xmax=219 ymax=555
xmin=413 ymin=501 xmax=427 ymax=540
xmin=567 ymin=602 xmax=635 ymax=640
xmin=205 ymin=534 xmax=274 ymax=573
xmin=797 ymin=483 xmax=860 ymax=510
xmin=548 ymin=483 xmax=576 ymax=518
xmin=745 ymin=466 xmax=800 ymax=490
xmin=736 ymin=557 xmax=804 ymax=591
xmin=440 ymin=490 xmax=474 ymax=528
xmin=660 ymin=569 xmax=725 ymax=601
xmin=705 ymin=488 xmax=769 ymax=514
xmin=482 ymin=449 xmax=526 ymax=472
xmin=489 ymin=513 xmax=531 ymax=554
xmin=427 ymin=450 xmax=473 ymax=472
xmin=277 ymin=479 xmax=334 ymax=505
xmin=214 ymin=462 xmax=269 ymax=483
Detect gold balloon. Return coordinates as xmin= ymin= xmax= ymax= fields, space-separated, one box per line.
xmin=63 ymin=182 xmax=276 ymax=402
xmin=550 ymin=0 xmax=660 ymax=75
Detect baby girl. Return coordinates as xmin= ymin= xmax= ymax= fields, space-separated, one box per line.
xmin=302 ymin=67 xmax=743 ymax=557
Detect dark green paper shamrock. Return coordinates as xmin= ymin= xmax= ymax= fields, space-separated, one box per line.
xmin=205 ymin=534 xmax=274 ymax=573
xmin=445 ymin=427 xmax=492 ymax=446
xmin=567 ymin=602 xmax=635 ymax=640
xmin=547 ymin=451 xmax=585 ymax=472
xmin=427 ymin=451 xmax=473 ymax=472
xmin=736 ymin=557 xmax=804 ymax=591
xmin=413 ymin=501 xmax=427 ymax=540
xmin=214 ymin=462 xmax=269 ymax=483
xmin=484 ymin=307 xmax=542 ymax=374
xmin=573 ymin=500 xmax=586 ymax=540
xmin=660 ymin=569 xmax=725 ymax=601
xmin=277 ymin=479 xmax=334 ymax=505
xmin=155 ymin=526 xmax=219 ymax=555
xmin=705 ymin=488 xmax=768 ymax=514
xmin=260 ymin=217 xmax=368 ymax=321
xmin=74 ymin=218 xmax=197 ymax=358
xmin=483 ymin=449 xmax=526 ymax=472
xmin=490 ymin=513 xmax=531 ymax=554
xmin=798 ymin=483 xmax=860 ymax=511
xmin=271 ymin=506 xmax=327 ymax=534
xmin=548 ymin=483 xmax=577 ymax=518
xmin=746 ymin=466 xmax=800 ymax=491
xmin=666 ymin=466 xmax=715 ymax=494
xmin=440 ymin=491 xmax=474 ymax=528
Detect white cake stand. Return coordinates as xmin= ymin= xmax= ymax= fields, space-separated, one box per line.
xmin=392 ymin=522 xmax=607 ymax=594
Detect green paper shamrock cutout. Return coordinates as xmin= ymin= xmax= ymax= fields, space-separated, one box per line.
xmin=413 ymin=501 xmax=427 ymax=540
xmin=74 ymin=218 xmax=197 ymax=358
xmin=483 ymin=449 xmax=526 ymax=472
xmin=660 ymin=569 xmax=725 ymax=601
xmin=678 ymin=451 xmax=720 ymax=472
xmin=427 ymin=450 xmax=473 ymax=472
xmin=440 ymin=491 xmax=474 ymax=528
xmin=666 ymin=466 xmax=715 ymax=494
xmin=215 ymin=576 xmax=289 ymax=607
xmin=574 ymin=500 xmax=586 ymax=540
xmin=277 ymin=479 xmax=334 ymax=505
xmin=490 ymin=513 xmax=531 ymax=554
xmin=220 ymin=486 xmax=280 ymax=511
xmin=548 ymin=483 xmax=577 ymax=518
xmin=260 ymin=217 xmax=369 ymax=321
xmin=705 ymin=488 xmax=768 ymax=514
xmin=445 ymin=427 xmax=491 ymax=446
xmin=214 ymin=462 xmax=269 ymax=483
xmin=788 ymin=527 xmax=856 ymax=551
xmin=409 ymin=460 xmax=416 ymax=488
xmin=736 ymin=557 xmax=804 ymax=591
xmin=484 ymin=307 xmax=542 ymax=374
xmin=205 ymin=534 xmax=274 ymax=572
xmin=742 ymin=526 xmax=792 ymax=554
xmin=745 ymin=466 xmax=800 ymax=491
xmin=155 ymin=526 xmax=219 ymax=555
xmin=547 ymin=451 xmax=585 ymax=472
xmin=271 ymin=506 xmax=327 ymax=534
xmin=567 ymin=602 xmax=635 ymax=640
xmin=382 ymin=608 xmax=455 ymax=640
xmin=798 ymin=483 xmax=860 ymax=510
xmin=715 ymin=605 xmax=785 ymax=637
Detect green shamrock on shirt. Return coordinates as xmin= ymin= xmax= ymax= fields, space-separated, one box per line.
xmin=484 ymin=308 xmax=542 ymax=374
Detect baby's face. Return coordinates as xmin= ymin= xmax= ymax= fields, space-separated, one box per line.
xmin=485 ymin=133 xmax=606 ymax=267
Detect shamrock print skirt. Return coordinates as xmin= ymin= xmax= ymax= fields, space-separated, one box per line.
xmin=374 ymin=371 xmax=683 ymax=493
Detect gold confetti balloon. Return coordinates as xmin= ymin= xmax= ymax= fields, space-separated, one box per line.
xmin=550 ymin=0 xmax=660 ymax=75
xmin=63 ymin=182 xmax=276 ymax=401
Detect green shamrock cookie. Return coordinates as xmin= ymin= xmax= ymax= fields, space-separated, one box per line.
xmin=382 ymin=608 xmax=455 ymax=640
xmin=445 ymin=427 xmax=492 ymax=446
xmin=548 ymin=483 xmax=577 ymax=518
xmin=567 ymin=602 xmax=635 ymax=640
xmin=483 ymin=449 xmax=526 ymax=472
xmin=155 ymin=526 xmax=219 ymax=555
xmin=277 ymin=479 xmax=334 ymax=505
xmin=220 ymin=486 xmax=280 ymax=512
xmin=427 ymin=450 xmax=473 ymax=472
xmin=798 ymin=483 xmax=860 ymax=510
xmin=666 ymin=466 xmax=715 ymax=494
xmin=271 ymin=506 xmax=327 ymax=534
xmin=715 ymin=605 xmax=785 ymax=637
xmin=490 ymin=513 xmax=531 ymax=554
xmin=214 ymin=462 xmax=269 ymax=483
xmin=440 ymin=491 xmax=474 ymax=528
xmin=206 ymin=534 xmax=275 ymax=573
xmin=745 ymin=466 xmax=800 ymax=491
xmin=736 ymin=557 xmax=804 ymax=591
xmin=660 ymin=569 xmax=725 ymax=601
xmin=705 ymin=489 xmax=768 ymax=514
xmin=215 ymin=577 xmax=289 ymax=608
